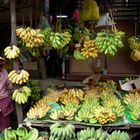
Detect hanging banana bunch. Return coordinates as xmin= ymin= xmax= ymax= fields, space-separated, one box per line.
xmin=16 ymin=27 xmax=44 ymax=48
xmin=95 ymin=30 xmax=125 ymax=56
xmin=81 ymin=40 xmax=99 ymax=58
xmin=128 ymin=36 xmax=140 ymax=61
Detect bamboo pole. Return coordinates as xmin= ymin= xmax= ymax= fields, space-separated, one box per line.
xmin=10 ymin=0 xmax=23 ymax=124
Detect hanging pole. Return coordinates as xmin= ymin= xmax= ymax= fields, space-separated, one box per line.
xmin=10 ymin=0 xmax=23 ymax=124
xmin=10 ymin=0 xmax=17 ymax=45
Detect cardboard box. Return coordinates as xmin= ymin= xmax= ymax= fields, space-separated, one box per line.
xmin=23 ymin=61 xmax=38 ymax=70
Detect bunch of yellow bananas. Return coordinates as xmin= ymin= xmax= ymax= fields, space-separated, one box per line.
xmin=81 ymin=40 xmax=99 ymax=58
xmin=12 ymin=86 xmax=31 ymax=104
xmin=4 ymin=45 xmax=20 ymax=59
xmin=8 ymin=69 xmax=29 ymax=85
xmin=123 ymin=92 xmax=140 ymax=105
xmin=130 ymin=49 xmax=140 ymax=61
xmin=68 ymin=88 xmax=84 ymax=101
xmin=94 ymin=106 xmax=117 ymax=125
xmin=16 ymin=27 xmax=44 ymax=48
xmin=59 ymin=93 xmax=80 ymax=105
xmin=27 ymin=106 xmax=50 ymax=119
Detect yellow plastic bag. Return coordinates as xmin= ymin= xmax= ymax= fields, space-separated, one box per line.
xmin=80 ymin=0 xmax=100 ymax=21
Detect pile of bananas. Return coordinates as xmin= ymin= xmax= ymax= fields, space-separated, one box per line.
xmin=2 ymin=126 xmax=39 ymax=140
xmin=81 ymin=40 xmax=99 ymax=58
xmin=49 ymin=122 xmax=75 ymax=140
xmin=50 ymin=32 xmax=71 ymax=49
xmin=94 ymin=106 xmax=117 ymax=125
xmin=73 ymin=49 xmax=86 ymax=60
xmin=8 ymin=69 xmax=29 ymax=85
xmin=4 ymin=45 xmax=20 ymax=59
xmin=95 ymin=30 xmax=125 ymax=55
xmin=77 ymin=128 xmax=107 ymax=140
xmin=16 ymin=27 xmax=44 ymax=48
xmin=12 ymin=86 xmax=31 ymax=104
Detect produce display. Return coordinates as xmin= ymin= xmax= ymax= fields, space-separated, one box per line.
xmin=0 ymin=124 xmax=130 ymax=140
xmin=4 ymin=45 xmax=20 ymax=59
xmin=26 ymin=80 xmax=125 ymax=125
xmin=95 ymin=30 xmax=125 ymax=55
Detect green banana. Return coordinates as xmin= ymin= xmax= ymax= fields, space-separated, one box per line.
xmin=73 ymin=49 xmax=86 ymax=60
xmin=24 ymin=127 xmax=39 ymax=140
xmin=4 ymin=128 xmax=17 ymax=140
xmin=15 ymin=126 xmax=28 ymax=138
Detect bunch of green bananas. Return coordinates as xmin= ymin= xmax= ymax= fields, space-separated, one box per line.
xmin=107 ymin=130 xmax=130 ymax=140
xmin=73 ymin=49 xmax=86 ymax=60
xmin=1 ymin=126 xmax=39 ymax=140
xmin=128 ymin=36 xmax=140 ymax=50
xmin=50 ymin=32 xmax=71 ymax=49
xmin=95 ymin=30 xmax=125 ymax=55
xmin=77 ymin=128 xmax=107 ymax=140
xmin=16 ymin=27 xmax=44 ymax=48
xmin=41 ymin=28 xmax=52 ymax=47
xmin=12 ymin=86 xmax=31 ymax=104
xmin=49 ymin=122 xmax=75 ymax=140
xmin=75 ymin=96 xmax=99 ymax=123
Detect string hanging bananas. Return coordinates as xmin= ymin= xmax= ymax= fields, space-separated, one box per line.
xmin=16 ymin=27 xmax=44 ymax=48
xmin=4 ymin=45 xmax=20 ymax=59
xmin=8 ymin=69 xmax=29 ymax=84
xmin=128 ymin=36 xmax=140 ymax=50
xmin=12 ymin=86 xmax=31 ymax=104
xmin=50 ymin=31 xmax=71 ymax=49
xmin=95 ymin=30 xmax=125 ymax=55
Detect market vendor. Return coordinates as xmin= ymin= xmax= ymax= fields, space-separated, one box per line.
xmin=0 ymin=56 xmax=14 ymax=132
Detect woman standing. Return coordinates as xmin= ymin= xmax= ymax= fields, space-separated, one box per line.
xmin=0 ymin=56 xmax=14 ymax=132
